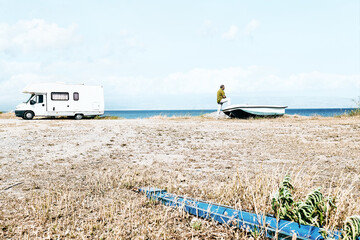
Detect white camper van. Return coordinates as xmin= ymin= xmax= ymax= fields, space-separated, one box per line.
xmin=15 ymin=83 xmax=104 ymax=120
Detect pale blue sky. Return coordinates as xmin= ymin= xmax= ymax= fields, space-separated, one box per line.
xmin=0 ymin=0 xmax=359 ymax=110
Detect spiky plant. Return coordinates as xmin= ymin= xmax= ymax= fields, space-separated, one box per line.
xmin=342 ymin=216 xmax=360 ymax=240
xmin=272 ymin=176 xmax=336 ymax=228
xmin=271 ymin=175 xmax=296 ymax=221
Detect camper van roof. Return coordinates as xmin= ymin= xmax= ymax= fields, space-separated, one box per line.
xmin=22 ymin=83 xmax=100 ymax=94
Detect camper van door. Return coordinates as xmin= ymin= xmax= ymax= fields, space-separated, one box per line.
xmin=31 ymin=94 xmax=47 ymax=116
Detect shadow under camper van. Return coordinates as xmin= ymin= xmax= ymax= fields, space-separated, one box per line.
xmin=15 ymin=83 xmax=104 ymax=120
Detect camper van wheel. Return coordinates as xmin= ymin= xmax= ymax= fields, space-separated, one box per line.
xmin=23 ymin=111 xmax=34 ymax=120
xmin=74 ymin=114 xmax=83 ymax=120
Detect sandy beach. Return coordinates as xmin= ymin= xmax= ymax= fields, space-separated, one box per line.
xmin=1 ymin=115 xmax=360 ymax=239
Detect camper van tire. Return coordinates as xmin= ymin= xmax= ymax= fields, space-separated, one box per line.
xmin=74 ymin=114 xmax=84 ymax=120
xmin=23 ymin=111 xmax=34 ymax=120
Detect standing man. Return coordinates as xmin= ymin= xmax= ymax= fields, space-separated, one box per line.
xmin=217 ymin=85 xmax=231 ymax=117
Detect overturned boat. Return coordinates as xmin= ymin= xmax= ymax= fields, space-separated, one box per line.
xmin=222 ymin=104 xmax=287 ymax=118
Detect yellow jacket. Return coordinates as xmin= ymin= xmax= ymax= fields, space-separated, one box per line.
xmin=217 ymin=89 xmax=225 ymax=103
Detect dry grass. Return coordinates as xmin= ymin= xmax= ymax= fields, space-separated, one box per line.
xmin=0 ymin=117 xmax=360 ymax=239
xmin=347 ymin=97 xmax=360 ymax=117
xmin=0 ymin=112 xmax=16 ymax=119
xmin=346 ymin=108 xmax=360 ymax=117
xmin=94 ymin=115 xmax=122 ymax=120
xmin=1 ymin=165 xmax=359 ymax=239
xmin=0 ymin=165 xmax=248 ymax=239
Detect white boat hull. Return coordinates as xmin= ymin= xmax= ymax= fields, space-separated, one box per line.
xmin=222 ymin=104 xmax=287 ymax=118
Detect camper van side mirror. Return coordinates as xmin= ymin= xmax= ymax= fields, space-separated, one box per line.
xmin=30 ymin=100 xmax=36 ymax=105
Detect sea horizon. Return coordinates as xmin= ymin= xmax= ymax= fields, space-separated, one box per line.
xmin=1 ymin=107 xmax=357 ymax=119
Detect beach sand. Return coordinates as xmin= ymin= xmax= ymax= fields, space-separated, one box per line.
xmin=1 ymin=114 xmax=359 ymax=239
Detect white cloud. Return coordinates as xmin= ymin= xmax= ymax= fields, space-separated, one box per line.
xmin=244 ymin=19 xmax=259 ymax=36
xmin=157 ymin=68 xmax=358 ymax=95
xmin=221 ymin=20 xmax=260 ymax=40
xmin=0 ymin=72 xmax=56 ymax=106
xmin=199 ymin=20 xmax=217 ymax=37
xmin=2 ymin=60 xmax=359 ymax=96
xmin=222 ymin=25 xmax=238 ymax=40
xmin=0 ymin=19 xmax=80 ymax=53
xmin=0 ymin=59 xmax=359 ymax=110
xmin=87 ymin=66 xmax=359 ymax=102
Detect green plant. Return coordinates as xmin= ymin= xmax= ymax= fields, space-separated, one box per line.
xmin=342 ymin=216 xmax=360 ymax=240
xmin=250 ymin=225 xmax=262 ymax=239
xmin=190 ymin=218 xmax=202 ymax=230
xmin=271 ymin=175 xmax=295 ymax=221
xmin=272 ymin=176 xmax=336 ymax=228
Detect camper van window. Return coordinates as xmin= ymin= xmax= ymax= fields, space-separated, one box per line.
xmin=37 ymin=95 xmax=44 ymax=103
xmin=26 ymin=94 xmax=35 ymax=103
xmin=73 ymin=92 xmax=79 ymax=101
xmin=51 ymin=92 xmax=69 ymax=101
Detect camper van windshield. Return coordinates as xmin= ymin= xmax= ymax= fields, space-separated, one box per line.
xmin=25 ymin=94 xmax=35 ymax=103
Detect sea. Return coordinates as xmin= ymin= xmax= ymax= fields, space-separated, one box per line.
xmin=104 ymin=108 xmax=356 ymax=119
